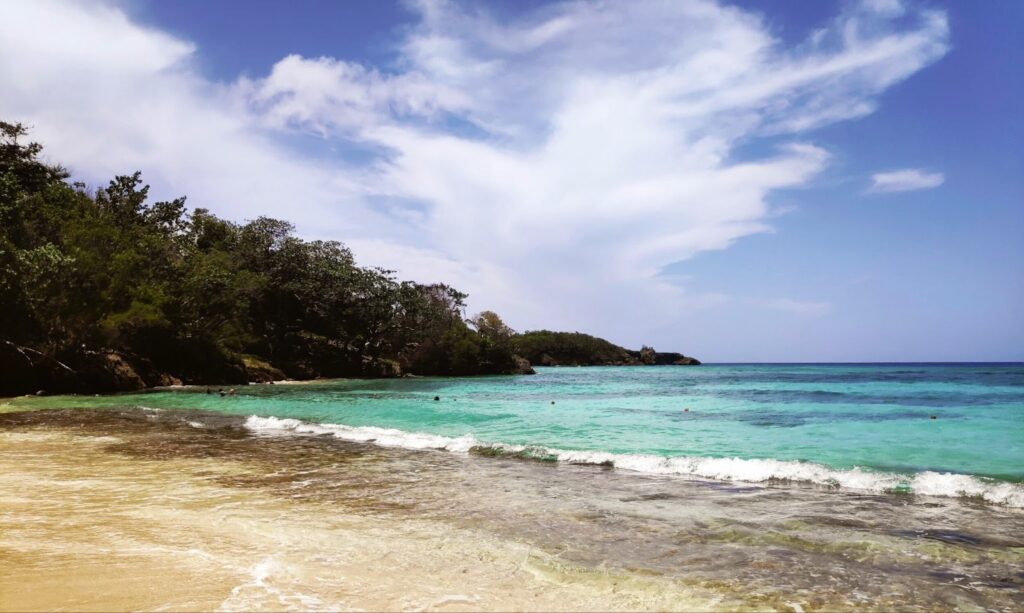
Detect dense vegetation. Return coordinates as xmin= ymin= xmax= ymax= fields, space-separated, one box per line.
xmin=513 ymin=331 xmax=635 ymax=365
xmin=0 ymin=122 xmax=532 ymax=395
xmin=513 ymin=331 xmax=699 ymax=366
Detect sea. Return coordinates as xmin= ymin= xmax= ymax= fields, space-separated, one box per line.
xmin=3 ymin=363 xmax=1024 ymax=610
xmin=11 ymin=363 xmax=1024 ymax=505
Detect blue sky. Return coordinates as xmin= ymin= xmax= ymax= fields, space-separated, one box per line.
xmin=1 ymin=0 xmax=1020 ymax=361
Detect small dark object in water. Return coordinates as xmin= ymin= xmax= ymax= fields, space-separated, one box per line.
xmin=684 ymin=407 xmax=690 ymax=412
xmin=219 ymin=391 xmax=226 ymax=397
xmin=930 ymin=415 xmax=937 ymax=419
xmin=434 ymin=396 xmax=440 ymax=401
xmin=551 ymin=401 xmax=555 ymax=405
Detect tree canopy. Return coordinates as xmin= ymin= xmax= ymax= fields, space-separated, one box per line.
xmin=0 ymin=122 xmax=531 ymax=395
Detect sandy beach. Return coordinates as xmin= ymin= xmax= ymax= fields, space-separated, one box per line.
xmin=0 ymin=410 xmax=729 ymax=612
xmin=2 ymin=407 xmax=1022 ymax=612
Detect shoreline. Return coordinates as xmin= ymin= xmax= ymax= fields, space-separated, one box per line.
xmin=245 ymin=413 xmax=1024 ymax=507
xmin=0 ymin=408 xmax=731 ymax=612
xmin=3 ymin=362 xmax=711 ymax=400
xmin=6 ymin=394 xmax=1023 ymax=507
xmin=2 ymin=406 xmax=1022 ymax=611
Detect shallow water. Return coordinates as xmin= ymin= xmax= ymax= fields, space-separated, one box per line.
xmin=8 ymin=364 xmax=1024 ymax=504
xmin=1 ymin=408 xmax=1022 ymax=611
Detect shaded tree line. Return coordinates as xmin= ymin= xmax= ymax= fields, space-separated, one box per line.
xmin=513 ymin=331 xmax=636 ymax=366
xmin=512 ymin=331 xmax=700 ymax=366
xmin=0 ymin=122 xmax=532 ymax=395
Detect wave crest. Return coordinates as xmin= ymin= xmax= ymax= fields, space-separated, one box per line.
xmin=244 ymin=415 xmax=1024 ymax=507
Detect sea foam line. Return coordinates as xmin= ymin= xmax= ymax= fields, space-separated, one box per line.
xmin=243 ymin=415 xmax=1024 ymax=508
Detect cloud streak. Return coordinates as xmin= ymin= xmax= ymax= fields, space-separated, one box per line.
xmin=0 ymin=0 xmax=950 ymax=346
xmin=869 ymin=168 xmax=945 ymax=193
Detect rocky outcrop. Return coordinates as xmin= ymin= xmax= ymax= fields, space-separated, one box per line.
xmin=656 ymin=353 xmax=700 ymax=365
xmin=361 ymin=357 xmax=403 ymax=378
xmin=511 ymin=355 xmax=536 ymax=375
xmin=241 ymin=355 xmax=287 ymax=383
xmin=0 ymin=339 xmax=256 ymax=396
xmin=625 ymin=347 xmax=701 ymax=366
xmin=666 ymin=354 xmax=701 ymax=365
xmin=0 ymin=344 xmax=149 ymax=395
xmin=78 ymin=351 xmax=147 ymax=392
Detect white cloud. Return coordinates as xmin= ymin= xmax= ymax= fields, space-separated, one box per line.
xmin=0 ymin=0 xmax=949 ymax=346
xmin=244 ymin=54 xmax=473 ymax=135
xmin=0 ymin=0 xmax=393 ymax=241
xmin=869 ymin=168 xmax=945 ymax=193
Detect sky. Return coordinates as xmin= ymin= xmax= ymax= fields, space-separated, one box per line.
xmin=1 ymin=0 xmax=1021 ymax=362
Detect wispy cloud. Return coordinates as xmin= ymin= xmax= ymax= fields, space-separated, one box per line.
xmin=0 ymin=0 xmax=949 ymax=343
xmin=869 ymin=168 xmax=945 ymax=193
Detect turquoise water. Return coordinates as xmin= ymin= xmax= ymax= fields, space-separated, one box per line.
xmin=8 ymin=364 xmax=1024 ymax=502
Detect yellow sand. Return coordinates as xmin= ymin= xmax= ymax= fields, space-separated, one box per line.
xmin=0 ymin=429 xmax=731 ymax=612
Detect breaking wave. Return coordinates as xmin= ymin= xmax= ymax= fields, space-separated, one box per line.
xmin=244 ymin=415 xmax=1024 ymax=508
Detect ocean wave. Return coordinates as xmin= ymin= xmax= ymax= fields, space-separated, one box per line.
xmin=244 ymin=415 xmax=1024 ymax=508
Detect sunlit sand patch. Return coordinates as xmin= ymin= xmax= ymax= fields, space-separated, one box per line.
xmin=0 ymin=428 xmax=727 ymax=612
xmin=1 ymin=408 xmax=1022 ymax=612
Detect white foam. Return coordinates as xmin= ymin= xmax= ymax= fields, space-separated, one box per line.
xmin=218 ymin=556 xmax=335 ymax=612
xmin=244 ymin=415 xmax=479 ymax=453
xmin=244 ymin=415 xmax=1024 ymax=508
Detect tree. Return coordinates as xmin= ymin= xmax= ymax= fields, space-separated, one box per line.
xmin=0 ymin=121 xmax=533 ymax=395
xmin=470 ymin=310 xmax=514 ymax=343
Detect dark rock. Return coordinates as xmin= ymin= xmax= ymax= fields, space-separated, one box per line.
xmin=361 ymin=357 xmax=403 ymax=378
xmin=0 ymin=341 xmax=43 ymax=396
xmin=241 ymin=355 xmax=287 ymax=383
xmin=152 ymin=373 xmax=184 ymax=387
xmin=71 ymin=351 xmax=146 ymax=393
xmin=0 ymin=344 xmax=153 ymax=395
xmin=511 ymin=355 xmax=536 ymax=375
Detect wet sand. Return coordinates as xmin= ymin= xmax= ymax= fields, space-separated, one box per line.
xmin=1 ymin=407 xmax=1022 ymax=612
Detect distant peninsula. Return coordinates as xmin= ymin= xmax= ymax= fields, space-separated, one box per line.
xmin=0 ymin=122 xmax=697 ymax=396
xmin=513 ymin=331 xmax=700 ymax=367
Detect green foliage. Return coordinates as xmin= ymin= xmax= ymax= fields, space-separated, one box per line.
xmin=470 ymin=310 xmax=514 ymax=343
xmin=0 ymin=122 xmax=526 ymax=392
xmin=512 ymin=330 xmax=635 ymax=366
